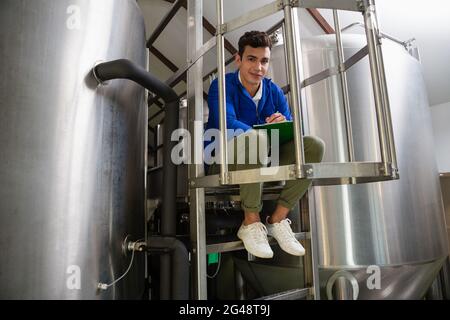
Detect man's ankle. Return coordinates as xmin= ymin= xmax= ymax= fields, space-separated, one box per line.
xmin=243 ymin=212 xmax=260 ymax=226
xmin=268 ymin=215 xmax=283 ymax=224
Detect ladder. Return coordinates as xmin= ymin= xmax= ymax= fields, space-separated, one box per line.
xmin=186 ymin=0 xmax=397 ymax=300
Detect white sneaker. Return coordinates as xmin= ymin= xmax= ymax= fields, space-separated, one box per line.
xmin=237 ymin=222 xmax=273 ymax=258
xmin=266 ymin=218 xmax=305 ymax=256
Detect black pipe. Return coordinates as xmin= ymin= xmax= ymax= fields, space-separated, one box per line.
xmin=93 ymin=59 xmax=178 ymax=102
xmin=93 ymin=59 xmax=180 ymax=300
xmin=147 ymin=236 xmax=189 ymax=300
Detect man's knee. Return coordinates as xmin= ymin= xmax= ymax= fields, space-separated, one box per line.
xmin=304 ymin=135 xmax=325 ymax=163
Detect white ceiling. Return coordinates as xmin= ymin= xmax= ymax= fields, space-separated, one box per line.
xmin=138 ymin=0 xmax=450 ymax=107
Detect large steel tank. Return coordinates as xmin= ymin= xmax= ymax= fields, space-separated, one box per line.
xmin=0 ymin=0 xmax=147 ymax=299
xmin=269 ymin=34 xmax=448 ymax=299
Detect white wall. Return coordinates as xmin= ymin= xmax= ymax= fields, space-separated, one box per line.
xmin=431 ymin=101 xmax=450 ymax=173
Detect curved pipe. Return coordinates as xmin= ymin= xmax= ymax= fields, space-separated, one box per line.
xmin=93 ymin=59 xmax=178 ymax=102
xmin=93 ymin=59 xmax=180 ymax=300
xmin=147 ymin=236 xmax=189 ymax=300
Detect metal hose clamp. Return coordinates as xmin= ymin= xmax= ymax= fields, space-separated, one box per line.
xmin=92 ymin=60 xmax=108 ymax=87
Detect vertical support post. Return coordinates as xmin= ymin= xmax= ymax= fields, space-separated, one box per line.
xmin=333 ymin=9 xmax=355 ymax=162
xmin=306 ymin=190 xmax=321 ymax=300
xmin=216 ymin=0 xmax=229 ymax=184
xmin=187 ymin=0 xmax=207 ymax=299
xmin=365 ymin=1 xmax=398 ymax=175
xmin=283 ymin=1 xmax=306 ymax=178
xmin=144 ymin=49 xmax=150 ymax=285
xmin=363 ymin=0 xmax=392 ymax=171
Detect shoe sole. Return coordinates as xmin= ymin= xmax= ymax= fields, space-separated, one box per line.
xmin=237 ymin=235 xmax=274 ymax=258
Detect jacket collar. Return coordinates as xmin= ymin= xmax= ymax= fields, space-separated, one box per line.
xmin=233 ymin=69 xmax=270 ymax=116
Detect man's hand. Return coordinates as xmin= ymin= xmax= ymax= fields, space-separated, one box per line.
xmin=265 ymin=112 xmax=286 ymax=123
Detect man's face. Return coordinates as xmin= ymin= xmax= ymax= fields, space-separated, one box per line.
xmin=235 ymin=45 xmax=271 ymax=88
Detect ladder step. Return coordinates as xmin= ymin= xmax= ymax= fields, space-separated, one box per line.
xmin=206 ymin=232 xmax=309 ymax=254
xmin=255 ymin=287 xmax=311 ymax=300
xmin=191 ymin=162 xmax=395 ymax=189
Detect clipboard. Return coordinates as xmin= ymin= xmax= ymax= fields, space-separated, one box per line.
xmin=253 ymin=121 xmax=294 ymax=145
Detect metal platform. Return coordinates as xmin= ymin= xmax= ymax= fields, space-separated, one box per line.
xmin=192 ymin=162 xmax=398 ymax=189
xmin=206 ymin=232 xmax=309 ymax=254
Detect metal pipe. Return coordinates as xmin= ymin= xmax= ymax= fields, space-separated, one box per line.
xmin=369 ymin=5 xmax=398 ymax=173
xmin=93 ymin=59 xmax=178 ymax=102
xmin=283 ymin=2 xmax=305 ymax=178
xmin=363 ymin=2 xmax=390 ymax=167
xmin=216 ymin=0 xmax=229 ymax=184
xmin=187 ymin=0 xmax=208 ymax=300
xmin=147 ymin=236 xmax=190 ymax=300
xmin=376 ymin=40 xmax=398 ymax=173
xmin=333 ymin=10 xmax=354 ymax=162
xmin=159 ymin=99 xmax=180 ymax=299
xmin=93 ymin=59 xmax=179 ymax=300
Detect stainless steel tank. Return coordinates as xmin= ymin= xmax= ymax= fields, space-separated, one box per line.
xmin=269 ymin=34 xmax=449 ymax=299
xmin=0 ymin=0 xmax=147 ymax=299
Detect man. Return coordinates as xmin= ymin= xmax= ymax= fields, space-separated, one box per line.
xmin=205 ymin=31 xmax=324 ymax=258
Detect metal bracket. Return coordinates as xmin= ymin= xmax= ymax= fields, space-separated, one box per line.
xmin=289 ymin=167 xmax=296 ymax=179
xmin=278 ymin=0 xmax=298 ymax=10
xmin=122 ymin=235 xmax=147 ymax=256
xmin=356 ymin=0 xmax=365 ymax=11
xmin=305 ymin=166 xmax=314 ymax=178
xmin=216 ymin=23 xmax=227 ymax=35
xmin=220 ymin=172 xmax=231 ymax=185
xmin=92 ymin=60 xmax=109 ymax=87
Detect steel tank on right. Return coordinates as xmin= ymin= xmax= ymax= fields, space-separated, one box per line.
xmin=270 ymin=34 xmax=449 ymax=299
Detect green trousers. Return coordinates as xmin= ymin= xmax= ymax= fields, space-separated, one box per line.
xmin=208 ymin=130 xmax=325 ymax=213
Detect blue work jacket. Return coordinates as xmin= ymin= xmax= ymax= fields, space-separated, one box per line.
xmin=204 ymin=70 xmax=292 ymax=151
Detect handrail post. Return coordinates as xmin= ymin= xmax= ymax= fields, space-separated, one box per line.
xmin=283 ymin=0 xmax=306 ymax=179
xmin=187 ymin=0 xmax=207 ymax=299
xmin=333 ymin=9 xmax=355 ymax=162
xmin=364 ymin=1 xmax=398 ymax=175
xmin=216 ymin=0 xmax=229 ymax=184
xmin=363 ymin=0 xmax=392 ymax=172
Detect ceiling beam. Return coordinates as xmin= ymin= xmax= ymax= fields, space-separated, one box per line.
xmin=149 ymin=46 xmax=179 ymax=73
xmin=147 ymin=0 xmax=186 ymax=48
xmin=162 ymin=0 xmax=237 ymax=55
xmin=202 ymin=16 xmax=237 ymax=55
xmin=306 ymin=8 xmax=334 ymax=34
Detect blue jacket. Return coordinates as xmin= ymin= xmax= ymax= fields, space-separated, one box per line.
xmin=205 ymin=70 xmax=292 ymax=149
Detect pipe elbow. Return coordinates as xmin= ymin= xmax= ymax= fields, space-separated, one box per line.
xmin=92 ymin=59 xmax=178 ymax=103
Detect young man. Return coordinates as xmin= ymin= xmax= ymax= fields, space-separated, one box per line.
xmin=205 ymin=31 xmax=324 ymax=258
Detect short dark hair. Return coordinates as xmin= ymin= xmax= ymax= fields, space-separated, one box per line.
xmin=238 ymin=31 xmax=272 ymax=58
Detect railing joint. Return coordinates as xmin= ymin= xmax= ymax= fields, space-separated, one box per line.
xmin=216 ymin=23 xmax=227 ymax=35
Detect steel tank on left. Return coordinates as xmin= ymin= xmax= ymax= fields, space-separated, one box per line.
xmin=0 ymin=0 xmax=147 ymax=299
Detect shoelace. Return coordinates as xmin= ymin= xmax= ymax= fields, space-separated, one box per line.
xmin=249 ymin=222 xmax=269 ymax=245
xmin=277 ymin=219 xmax=297 ymax=243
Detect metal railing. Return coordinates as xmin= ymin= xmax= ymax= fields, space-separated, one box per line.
xmin=186 ymin=0 xmax=399 ymax=300
xmin=188 ymin=0 xmax=398 ymax=189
